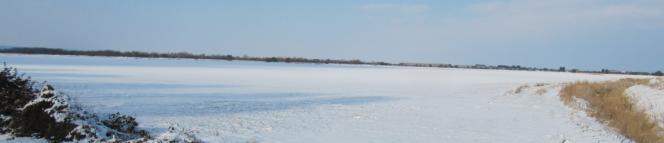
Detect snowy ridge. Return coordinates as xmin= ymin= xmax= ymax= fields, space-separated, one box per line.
xmin=626 ymin=78 xmax=664 ymax=129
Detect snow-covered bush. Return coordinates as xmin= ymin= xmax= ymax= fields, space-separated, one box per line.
xmin=102 ymin=112 xmax=150 ymax=139
xmin=0 ymin=64 xmax=181 ymax=142
xmin=7 ymin=84 xmax=78 ymax=141
xmin=0 ymin=63 xmax=35 ymax=134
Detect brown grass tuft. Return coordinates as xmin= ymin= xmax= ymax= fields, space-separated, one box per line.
xmin=560 ymin=78 xmax=663 ymax=143
xmin=513 ymin=84 xmax=530 ymax=94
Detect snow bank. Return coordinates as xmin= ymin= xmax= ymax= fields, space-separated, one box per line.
xmin=625 ymin=80 xmax=664 ymax=128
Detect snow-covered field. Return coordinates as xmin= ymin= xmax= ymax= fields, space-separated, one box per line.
xmin=0 ymin=54 xmax=650 ymax=142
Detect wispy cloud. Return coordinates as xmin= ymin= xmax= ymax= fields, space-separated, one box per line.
xmin=464 ymin=0 xmax=663 ymax=19
xmin=358 ymin=3 xmax=430 ymax=13
xmin=592 ymin=4 xmax=663 ymax=18
xmin=444 ymin=0 xmax=664 ymax=42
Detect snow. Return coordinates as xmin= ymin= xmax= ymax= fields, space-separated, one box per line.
xmin=0 ymin=134 xmax=47 ymax=143
xmin=625 ymin=79 xmax=664 ymax=128
xmin=22 ymin=84 xmax=71 ymax=122
xmin=151 ymin=124 xmax=203 ymax=143
xmin=0 ymin=54 xmax=652 ymax=142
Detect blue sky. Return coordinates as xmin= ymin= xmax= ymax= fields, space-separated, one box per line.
xmin=1 ymin=0 xmax=663 ymax=71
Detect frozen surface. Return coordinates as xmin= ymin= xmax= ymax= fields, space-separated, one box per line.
xmin=0 ymin=54 xmax=645 ymax=142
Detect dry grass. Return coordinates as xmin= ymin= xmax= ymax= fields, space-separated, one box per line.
xmin=513 ymin=84 xmax=530 ymax=94
xmin=560 ymin=78 xmax=663 ymax=143
xmin=534 ymin=83 xmax=548 ymax=87
xmin=510 ymin=83 xmax=550 ymax=95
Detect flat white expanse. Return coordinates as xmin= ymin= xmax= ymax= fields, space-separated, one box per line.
xmin=1 ymin=54 xmax=643 ymax=142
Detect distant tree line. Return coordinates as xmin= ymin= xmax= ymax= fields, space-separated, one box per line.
xmin=0 ymin=47 xmax=376 ymax=65
xmin=0 ymin=47 xmax=661 ymax=76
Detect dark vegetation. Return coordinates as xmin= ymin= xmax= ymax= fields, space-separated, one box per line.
xmin=1 ymin=47 xmax=660 ymax=76
xmin=0 ymin=63 xmax=36 ymax=134
xmin=102 ymin=112 xmax=149 ymax=138
xmin=9 ymin=97 xmax=77 ymax=141
xmin=0 ymin=64 xmax=150 ymax=142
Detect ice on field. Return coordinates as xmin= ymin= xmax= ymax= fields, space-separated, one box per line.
xmin=1 ymin=54 xmax=655 ymax=143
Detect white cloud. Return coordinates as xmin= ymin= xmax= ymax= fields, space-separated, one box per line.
xmin=348 ymin=0 xmax=664 ymax=65
xmin=358 ymin=3 xmax=430 ymax=13
xmin=349 ymin=0 xmax=664 ymax=54
xmin=463 ymin=0 xmax=664 ymax=23
xmin=592 ymin=4 xmax=663 ymax=18
xmin=436 ymin=0 xmax=664 ymax=44
xmin=465 ymin=1 xmax=507 ymax=14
